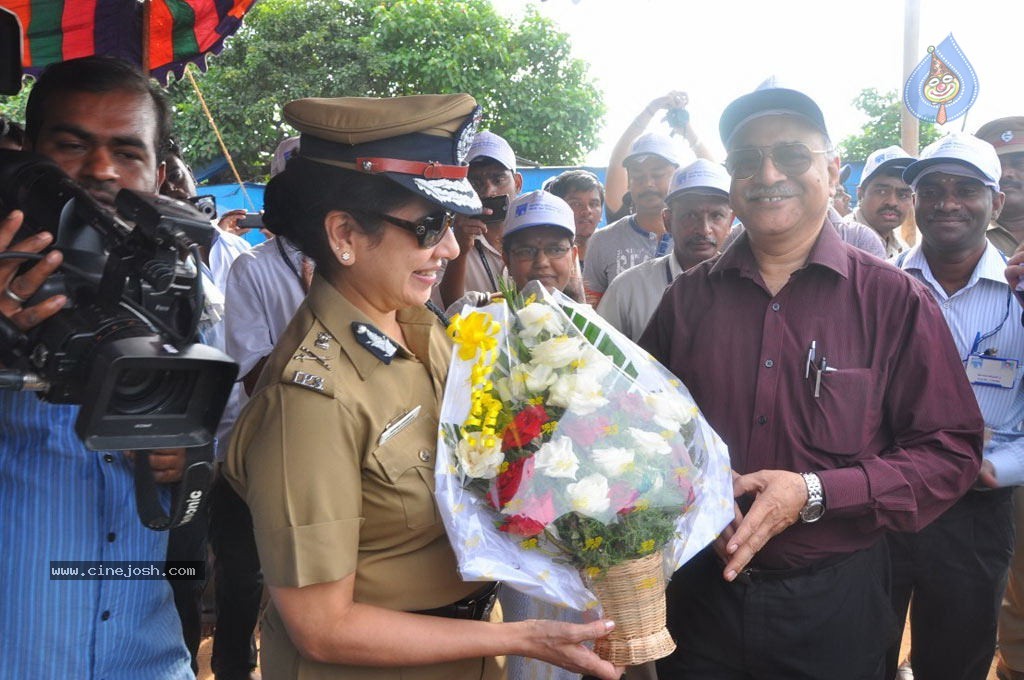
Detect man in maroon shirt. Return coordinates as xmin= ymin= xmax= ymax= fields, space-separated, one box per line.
xmin=640 ymin=86 xmax=983 ymax=679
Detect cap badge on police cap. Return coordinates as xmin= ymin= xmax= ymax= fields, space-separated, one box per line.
xmin=1004 ymin=131 xmax=1015 ymax=144
xmin=456 ymin=106 xmax=484 ymax=165
xmin=283 ymin=94 xmax=484 ymax=215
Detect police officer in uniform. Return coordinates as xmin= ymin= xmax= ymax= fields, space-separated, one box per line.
xmin=225 ymin=95 xmax=620 ymax=680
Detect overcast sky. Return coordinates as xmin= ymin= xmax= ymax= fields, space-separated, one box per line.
xmin=493 ymin=0 xmax=1024 ymax=165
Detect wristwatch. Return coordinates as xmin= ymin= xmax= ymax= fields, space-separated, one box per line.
xmin=799 ymin=472 xmax=825 ymax=523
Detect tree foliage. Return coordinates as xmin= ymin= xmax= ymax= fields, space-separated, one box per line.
xmin=167 ymin=0 xmax=605 ymax=179
xmin=838 ymin=87 xmax=942 ymax=164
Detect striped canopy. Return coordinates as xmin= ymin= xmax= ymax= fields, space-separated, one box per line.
xmin=1 ymin=0 xmax=254 ymax=85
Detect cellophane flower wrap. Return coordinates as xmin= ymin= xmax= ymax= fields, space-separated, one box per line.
xmin=436 ymin=281 xmax=733 ymax=611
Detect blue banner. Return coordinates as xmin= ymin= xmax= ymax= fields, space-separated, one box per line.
xmin=903 ymin=34 xmax=978 ymax=125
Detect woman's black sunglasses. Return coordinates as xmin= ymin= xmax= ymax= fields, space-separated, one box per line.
xmin=370 ymin=210 xmax=456 ymax=248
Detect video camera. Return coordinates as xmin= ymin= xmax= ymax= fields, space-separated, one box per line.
xmin=0 ymin=150 xmax=238 ymax=529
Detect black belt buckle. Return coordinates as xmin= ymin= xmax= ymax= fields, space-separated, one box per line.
xmin=462 ymin=582 xmax=500 ymax=620
xmin=414 ymin=582 xmax=501 ymax=620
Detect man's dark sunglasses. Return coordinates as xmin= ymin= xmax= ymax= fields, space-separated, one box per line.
xmin=725 ymin=142 xmax=828 ymax=180
xmin=371 ymin=210 xmax=456 ymax=248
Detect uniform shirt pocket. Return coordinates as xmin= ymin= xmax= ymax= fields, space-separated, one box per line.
xmin=369 ymin=418 xmax=440 ymax=530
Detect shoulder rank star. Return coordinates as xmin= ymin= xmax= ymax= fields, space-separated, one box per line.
xmin=352 ymin=322 xmax=398 ymax=365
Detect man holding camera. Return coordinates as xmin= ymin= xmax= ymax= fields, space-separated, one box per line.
xmin=437 ymin=130 xmax=523 ymax=307
xmin=0 ymin=57 xmax=193 ymax=678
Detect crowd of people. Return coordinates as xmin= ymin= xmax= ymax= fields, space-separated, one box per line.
xmin=2 ymin=52 xmax=1024 ymax=680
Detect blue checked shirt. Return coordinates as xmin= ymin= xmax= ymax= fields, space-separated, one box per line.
xmin=897 ymin=242 xmax=1024 ymax=486
xmin=0 ymin=392 xmax=193 ymax=679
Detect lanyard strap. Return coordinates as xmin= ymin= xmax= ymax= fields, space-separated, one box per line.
xmin=967 ymin=287 xmax=1013 ymax=359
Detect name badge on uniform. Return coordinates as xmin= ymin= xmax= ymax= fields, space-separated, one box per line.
xmin=965 ymin=354 xmax=1019 ymax=389
xmin=378 ymin=405 xmax=421 ymax=446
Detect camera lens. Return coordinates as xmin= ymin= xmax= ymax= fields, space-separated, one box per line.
xmin=108 ymin=367 xmax=196 ymax=416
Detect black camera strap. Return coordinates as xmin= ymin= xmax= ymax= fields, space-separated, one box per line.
xmin=474 ymin=240 xmax=499 ymax=291
xmin=133 ymin=443 xmax=214 ymax=531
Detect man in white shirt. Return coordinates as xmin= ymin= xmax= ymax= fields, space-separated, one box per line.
xmin=888 ymin=133 xmax=1021 ymax=680
xmin=597 ymin=159 xmax=733 ymax=341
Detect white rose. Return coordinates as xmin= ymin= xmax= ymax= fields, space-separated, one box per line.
xmin=533 ymin=435 xmax=580 ymax=479
xmin=517 ymin=302 xmax=565 ymax=340
xmin=575 ymin=344 xmax=614 ymax=382
xmin=645 ymin=391 xmax=698 ymax=431
xmin=525 ymin=363 xmax=558 ymax=393
xmin=629 ymin=427 xmax=672 ymax=456
xmin=566 ymin=473 xmax=611 ymax=518
xmin=530 ymin=335 xmax=585 ymax=369
xmin=591 ymin=447 xmax=635 ymax=477
xmin=547 ymin=372 xmax=609 ymax=416
xmin=456 ymin=437 xmax=505 ymax=479
xmin=496 ymin=365 xmax=530 ymax=402
xmin=566 ymin=372 xmax=609 ymax=416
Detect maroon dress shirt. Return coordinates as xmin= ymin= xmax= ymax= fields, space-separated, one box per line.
xmin=640 ymin=219 xmax=983 ymax=569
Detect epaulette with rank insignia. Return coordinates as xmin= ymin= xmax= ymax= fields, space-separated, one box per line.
xmin=282 ymin=325 xmax=337 ymax=397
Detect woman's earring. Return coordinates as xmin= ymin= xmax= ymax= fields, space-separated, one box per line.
xmin=340 ymin=252 xmax=352 ymax=262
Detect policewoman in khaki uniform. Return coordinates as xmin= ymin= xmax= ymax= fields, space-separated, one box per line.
xmin=225 ymin=95 xmax=620 ymax=680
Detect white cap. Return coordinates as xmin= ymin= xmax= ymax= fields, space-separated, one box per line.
xmin=271 ymin=136 xmax=300 ymax=177
xmin=504 ymin=190 xmax=575 ymax=240
xmin=623 ymin=132 xmax=682 ymax=168
xmin=903 ymin=133 xmax=1001 ymax=190
xmin=465 ymin=130 xmax=516 ymax=171
xmin=859 ymin=145 xmax=915 ymax=188
xmin=665 ymin=159 xmax=732 ymax=203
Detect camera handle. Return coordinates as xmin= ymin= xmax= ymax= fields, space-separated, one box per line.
xmin=133 ymin=443 xmax=214 ymax=531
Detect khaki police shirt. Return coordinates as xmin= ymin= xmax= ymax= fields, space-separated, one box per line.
xmin=226 ymin=275 xmax=503 ymax=680
xmin=988 ymin=222 xmax=1019 ymax=258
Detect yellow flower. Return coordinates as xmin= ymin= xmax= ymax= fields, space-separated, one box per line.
xmin=584 ymin=536 xmax=604 ymax=551
xmin=584 ymin=567 xmax=602 ymax=579
xmin=447 ymin=312 xmax=499 ymax=361
xmin=541 ymin=421 xmax=559 ymax=435
xmin=640 ymin=539 xmax=656 ymax=553
xmin=520 ymin=538 xmax=538 ymax=550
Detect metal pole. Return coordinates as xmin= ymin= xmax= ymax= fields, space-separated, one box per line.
xmin=902 ymin=0 xmax=921 ymax=154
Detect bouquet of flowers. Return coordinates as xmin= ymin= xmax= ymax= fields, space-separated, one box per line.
xmin=435 ymin=281 xmax=733 ymax=664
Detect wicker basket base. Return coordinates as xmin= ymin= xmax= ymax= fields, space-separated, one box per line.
xmin=584 ymin=551 xmax=676 ymax=666
xmin=594 ymin=623 xmax=675 ymax=666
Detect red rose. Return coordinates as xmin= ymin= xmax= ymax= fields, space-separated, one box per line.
xmin=502 ymin=405 xmax=549 ymax=451
xmin=488 ymin=456 xmax=535 ymax=508
xmin=499 ymin=514 xmax=546 ymax=537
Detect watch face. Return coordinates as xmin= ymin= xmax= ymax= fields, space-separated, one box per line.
xmin=800 ymin=503 xmax=825 ymax=523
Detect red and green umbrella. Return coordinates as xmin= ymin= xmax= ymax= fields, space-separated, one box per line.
xmin=1 ymin=0 xmax=254 ymax=85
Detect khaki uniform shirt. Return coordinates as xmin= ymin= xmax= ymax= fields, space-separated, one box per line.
xmin=987 ymin=222 xmax=1019 ymax=258
xmin=226 ymin=275 xmax=503 ymax=680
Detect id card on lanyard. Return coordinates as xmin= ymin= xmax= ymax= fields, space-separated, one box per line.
xmin=964 ymin=288 xmax=1019 ymax=389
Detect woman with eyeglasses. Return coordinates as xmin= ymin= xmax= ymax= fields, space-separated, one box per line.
xmin=447 ymin=190 xmax=583 ymax=318
xmin=224 ymin=95 xmax=619 ymax=680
